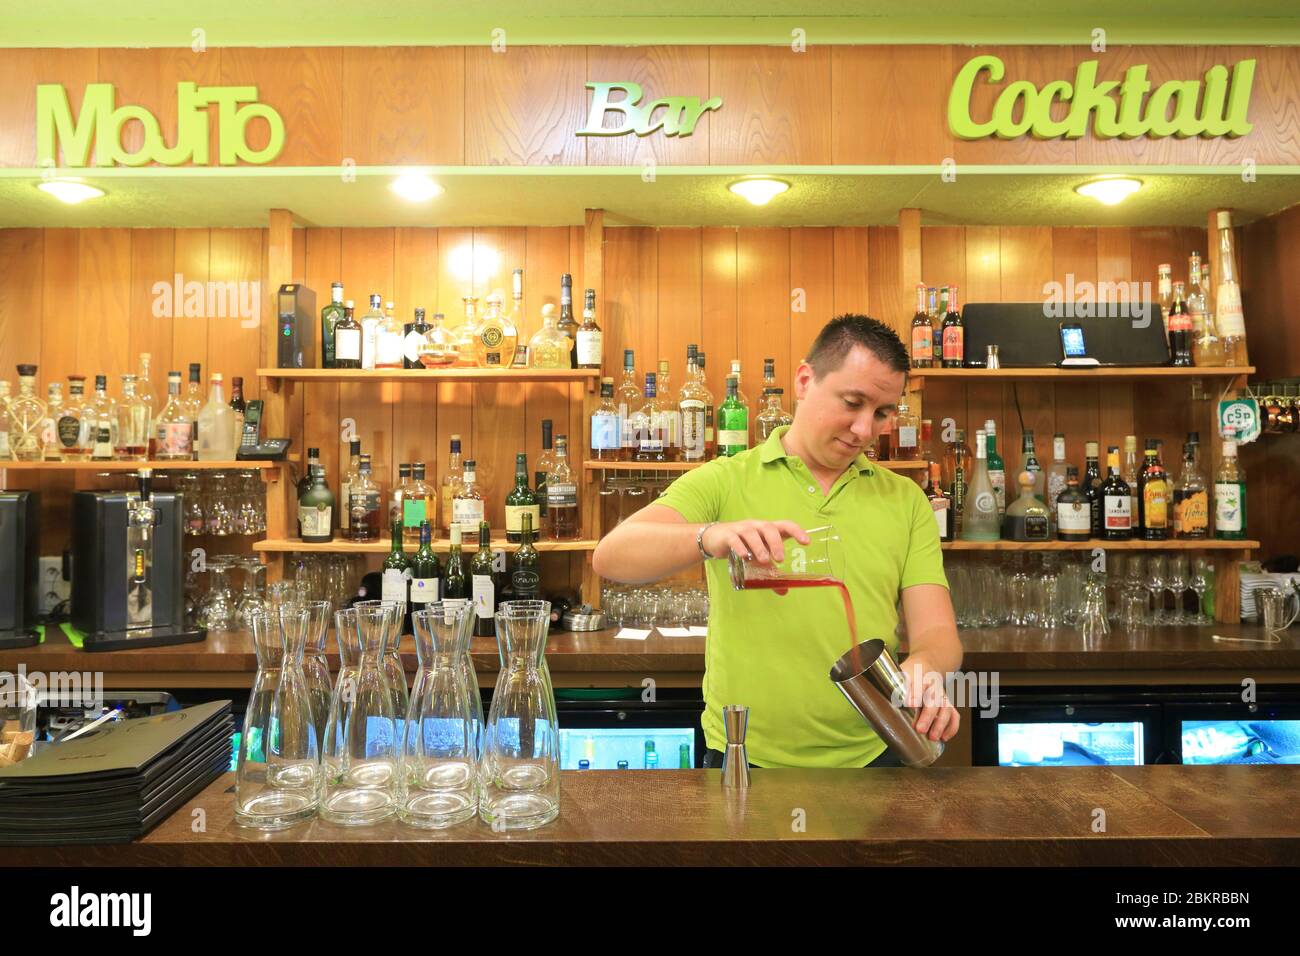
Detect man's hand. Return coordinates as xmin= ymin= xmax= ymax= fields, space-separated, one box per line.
xmin=700 ymin=519 xmax=810 ymax=565
xmin=900 ymin=653 xmax=960 ymax=743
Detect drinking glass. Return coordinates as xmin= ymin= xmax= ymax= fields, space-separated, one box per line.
xmin=1076 ymin=576 xmax=1110 ymax=642
xmin=728 ymin=524 xmax=839 ymax=590
xmin=198 ymin=556 xmax=237 ymax=631
xmin=205 ymin=472 xmax=235 ymax=536
xmin=1034 ymin=558 xmax=1063 ymax=630
xmin=1057 ymin=555 xmax=1085 ymax=627
xmin=180 ymin=471 xmax=205 ymax=537
xmin=978 ymin=559 xmax=1005 ymax=627
xmin=1007 ymin=557 xmax=1034 ymax=627
xmin=1189 ymin=558 xmax=1213 ymax=626
xmin=1166 ymin=556 xmax=1190 ymax=626
xmin=1144 ymin=556 xmax=1168 ymax=626
xmin=689 ymin=589 xmax=709 ymax=626
xmin=1119 ymin=589 xmax=1150 ymax=640
xmin=235 ymin=557 xmax=268 ymax=629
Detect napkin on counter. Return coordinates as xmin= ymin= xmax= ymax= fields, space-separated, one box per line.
xmin=614 ymin=628 xmax=652 ymax=641
xmin=688 ymin=626 xmax=708 ymax=636
xmin=656 ymin=627 xmax=695 ymax=637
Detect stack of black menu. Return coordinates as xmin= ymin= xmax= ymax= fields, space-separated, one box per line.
xmin=0 ymin=700 xmax=233 ymax=845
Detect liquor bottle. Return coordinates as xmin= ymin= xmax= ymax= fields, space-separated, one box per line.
xmin=475 ymin=291 xmax=516 ymax=368
xmin=7 ymin=365 xmax=47 ymax=462
xmin=1122 ymin=435 xmax=1140 ymax=521
xmin=1045 ymin=433 xmax=1069 ymax=532
xmin=718 ymin=376 xmax=749 ymax=458
xmin=983 ymin=419 xmax=1005 ymax=516
xmin=390 ymin=462 xmax=412 ymax=530
xmin=762 ymin=357 xmax=777 ymax=393
xmin=927 ymin=287 xmax=939 ymax=330
xmin=962 ymin=429 xmax=1000 ymax=541
xmin=756 ymin=388 xmax=791 ymax=442
xmin=196 ymin=373 xmax=236 ymax=461
xmin=910 ymin=283 xmax=934 ymax=369
xmin=348 ymin=454 xmax=383 ymax=542
xmin=403 ymin=463 xmax=434 ymax=548
xmin=505 ymin=452 xmax=540 ymax=543
xmin=893 ymin=401 xmax=919 ymax=460
xmin=679 ymin=743 xmax=692 ymax=769
xmin=1003 ymin=471 xmax=1050 ymax=542
xmin=417 ymin=312 xmax=457 ymax=368
xmin=1056 ymin=466 xmax=1091 ymax=542
xmin=1137 ymin=439 xmax=1170 ymax=540
xmin=1173 ymin=442 xmax=1209 ymax=539
xmin=408 ymin=521 xmax=443 ymax=611
xmin=678 ymin=354 xmax=709 ymax=463
xmin=547 ymin=435 xmax=580 ymax=540
xmin=632 ymin=373 xmax=666 ymax=462
xmin=1082 ymin=441 xmax=1103 ymax=538
xmin=38 ymin=382 xmax=63 ymax=460
xmin=0 ymin=381 xmax=9 ymax=458
xmin=616 ymin=350 xmax=641 ymax=457
xmin=1214 ymin=428 xmax=1246 ymax=540
xmin=114 ymin=374 xmax=151 ymax=460
xmin=937 ymin=287 xmax=950 ymax=324
xmin=340 ymin=439 xmax=361 ymax=536
xmin=470 ymin=521 xmax=499 ymax=637
xmin=183 ymin=363 xmax=203 ymax=444
xmin=320 ymin=281 xmax=345 ymax=369
xmin=452 ymin=458 xmax=485 ymax=539
xmin=90 ymin=374 xmax=118 ymax=461
xmin=440 ymin=435 xmax=463 ymax=536
xmin=527 ymin=304 xmax=569 ymax=369
xmin=576 ymin=288 xmax=603 ymax=370
xmin=558 ymin=274 xmax=578 ymax=368
xmin=535 ymin=421 xmax=554 ymax=536
xmin=381 ymin=519 xmax=411 ymax=630
xmin=696 ymin=352 xmax=717 ymax=458
xmin=1167 ymin=281 xmax=1193 ymax=367
xmin=941 ymin=286 xmax=965 ymax=368
xmin=1019 ymin=430 xmax=1044 ymax=502
xmin=296 ymin=447 xmax=321 ymax=533
xmin=334 ymin=300 xmax=363 ymax=370
xmin=136 ymin=353 xmax=157 ymax=456
xmin=229 ymin=376 xmax=246 ymax=439
xmin=1214 ymin=211 xmax=1248 ymax=366
xmin=927 ymin=461 xmax=952 ymax=541
xmin=511 ymin=512 xmax=541 ymax=602
xmin=453 ymin=296 xmax=480 ymax=369
xmin=1156 ymin=262 xmax=1173 ymax=348
xmin=655 ymin=360 xmax=682 ymax=458
xmin=403 ymin=307 xmax=431 ymax=369
xmin=1187 ymin=253 xmax=1224 ymax=367
xmin=728 ymin=360 xmax=750 ymax=452
xmin=59 ymin=375 xmax=92 ymax=460
xmin=298 ymin=464 xmax=334 ymax=543
xmin=1101 ymin=447 xmax=1133 ymax=541
xmin=920 ymin=419 xmax=936 ymax=481
xmin=359 ymin=293 xmax=385 ymax=371
xmin=591 ymin=378 xmax=622 ymax=461
xmin=443 ymin=525 xmax=469 ymax=605
xmin=942 ymin=428 xmax=972 ymax=499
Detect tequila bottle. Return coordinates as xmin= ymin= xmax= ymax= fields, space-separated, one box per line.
xmin=474 ymin=291 xmax=517 ymax=368
xmin=7 ymin=365 xmax=47 ymax=462
xmin=38 ymin=382 xmax=63 ymax=460
xmin=59 ymin=375 xmax=92 ymax=460
xmin=320 ymin=281 xmax=345 ymax=369
xmin=114 ymin=374 xmax=151 ymax=461
xmin=1002 ymin=470 xmax=1050 ymax=542
xmin=527 ymin=304 xmax=569 ymax=369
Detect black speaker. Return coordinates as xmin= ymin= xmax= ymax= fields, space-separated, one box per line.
xmin=0 ymin=491 xmax=40 ymax=649
xmin=277 ymin=283 xmax=317 ymax=369
xmin=960 ymin=302 xmax=1171 ymax=368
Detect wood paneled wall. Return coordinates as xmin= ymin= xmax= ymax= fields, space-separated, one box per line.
xmin=4 ymin=45 xmax=1299 ymax=168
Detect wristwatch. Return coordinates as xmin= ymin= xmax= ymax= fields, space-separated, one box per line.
xmin=696 ymin=522 xmax=718 ymax=560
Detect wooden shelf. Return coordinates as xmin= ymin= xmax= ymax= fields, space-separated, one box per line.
xmin=583 ymin=458 xmax=928 ymax=472
xmin=254 ymin=535 xmax=598 ymax=554
xmin=0 ymin=459 xmax=281 ymax=472
xmin=911 ymin=366 xmax=1254 ymax=386
xmin=257 ymin=368 xmax=600 ymax=385
xmin=942 ymin=539 xmax=1258 ymax=551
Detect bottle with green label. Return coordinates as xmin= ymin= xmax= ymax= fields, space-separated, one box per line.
xmin=983 ymin=420 xmax=1006 ymax=516
xmin=298 ymin=464 xmax=334 ymax=543
xmin=1214 ymin=429 xmax=1247 ymax=540
xmin=717 ymin=375 xmax=749 ymax=457
xmin=408 ymin=520 xmax=442 ymax=611
xmin=511 ymin=512 xmax=541 ymax=601
xmin=504 ymin=452 xmax=540 ymax=544
xmin=381 ymin=519 xmax=411 ymax=633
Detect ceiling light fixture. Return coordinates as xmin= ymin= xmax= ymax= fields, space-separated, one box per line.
xmin=36 ymin=180 xmax=105 ymax=204
xmin=728 ymin=178 xmax=790 ymax=206
xmin=1074 ymin=177 xmax=1143 ymax=206
xmin=390 ymin=173 xmax=444 ymax=202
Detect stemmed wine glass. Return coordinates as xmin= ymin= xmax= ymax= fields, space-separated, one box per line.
xmin=1189 ymin=558 xmax=1213 ymax=626
xmin=1166 ymin=556 xmax=1190 ymax=626
xmin=1144 ymin=555 xmax=1168 ymax=626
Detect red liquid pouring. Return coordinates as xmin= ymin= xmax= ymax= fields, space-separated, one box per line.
xmin=742 ymin=576 xmax=863 ymax=673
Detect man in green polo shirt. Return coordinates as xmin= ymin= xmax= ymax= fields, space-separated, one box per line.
xmin=592 ymin=315 xmax=961 ymax=768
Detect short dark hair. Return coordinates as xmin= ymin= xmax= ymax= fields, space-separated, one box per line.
xmin=805 ymin=314 xmax=909 ymax=378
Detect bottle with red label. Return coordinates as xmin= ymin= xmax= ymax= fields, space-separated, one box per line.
xmin=1167 ymin=281 xmax=1193 ymax=367
xmin=1101 ymin=446 xmax=1133 ymax=541
xmin=941 ymin=285 xmax=964 ymax=368
xmin=909 ymin=284 xmax=934 ymax=369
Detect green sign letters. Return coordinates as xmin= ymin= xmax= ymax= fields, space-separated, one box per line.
xmin=36 ymin=83 xmax=285 ymax=167
xmin=948 ymin=56 xmax=1255 ymax=140
xmin=577 ymin=82 xmax=722 ymax=138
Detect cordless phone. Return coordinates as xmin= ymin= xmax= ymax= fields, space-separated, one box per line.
xmin=235 ymin=400 xmax=293 ymax=460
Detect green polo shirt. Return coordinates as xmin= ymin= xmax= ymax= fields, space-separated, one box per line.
xmin=655 ymin=425 xmax=948 ymax=768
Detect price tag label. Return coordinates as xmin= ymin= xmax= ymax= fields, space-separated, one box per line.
xmin=1218 ymin=398 xmax=1261 ymax=444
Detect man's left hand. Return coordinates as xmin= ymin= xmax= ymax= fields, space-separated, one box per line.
xmin=901 ymin=654 xmax=960 ymax=743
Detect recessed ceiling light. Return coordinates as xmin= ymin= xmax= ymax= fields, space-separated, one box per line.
xmin=1075 ymin=177 xmax=1143 ymax=206
xmin=390 ymin=173 xmax=443 ymax=202
xmin=728 ymin=178 xmax=790 ymax=206
xmin=37 ymin=180 xmax=105 ymax=204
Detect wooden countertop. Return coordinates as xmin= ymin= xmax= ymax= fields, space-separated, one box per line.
xmin=4 ymin=766 xmax=1297 ymax=866
xmin=4 ymin=624 xmax=1298 ymax=681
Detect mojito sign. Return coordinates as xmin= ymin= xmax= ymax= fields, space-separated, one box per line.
xmin=577 ymin=82 xmax=722 ymax=138
xmin=948 ymin=56 xmax=1255 ymax=140
xmin=36 ymin=83 xmax=286 ymax=167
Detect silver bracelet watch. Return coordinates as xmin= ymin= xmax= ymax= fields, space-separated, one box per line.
xmin=696 ymin=522 xmax=718 ymax=560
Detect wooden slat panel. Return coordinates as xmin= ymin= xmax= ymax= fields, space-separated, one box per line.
xmin=1050 ymin=227 xmax=1101 ymax=472
xmin=206 ymin=228 xmax=262 ymax=405
xmin=603 ymin=227 xmax=659 ymax=380
xmin=95 ymin=50 xmax=221 ymax=162
xmin=996 ymin=227 xmax=1055 ymax=473
xmin=0 ymin=49 xmax=97 ymax=167
xmin=1198 ymin=46 xmax=1300 ymax=167
xmin=832 ymin=46 xmax=955 ymax=165
xmin=0 ymin=230 xmax=43 ymax=378
xmin=77 ymin=229 xmax=131 ymax=382
xmin=584 ymin=46 xmax=712 ymax=167
xmin=737 ymin=228 xmax=791 ymax=401
xmin=866 ymin=226 xmax=902 ymax=331
xmin=831 ymin=227 xmax=869 ymax=317
xmin=656 ymin=228 xmax=703 ymax=373
xmin=464 ymin=46 xmax=586 ymax=166
xmin=789 ymin=227 xmax=834 ymax=367
xmin=920 ymin=226 xmax=970 ymax=435
xmin=436 ymin=227 xmax=476 ymax=494
xmin=951 ymin=46 xmax=1079 ymax=166
xmin=171 ymin=230 xmax=210 ymax=379
xmin=707 ymin=45 xmax=831 ymax=165
xmin=342 ymin=47 xmax=464 ymax=165
xmin=700 ymin=227 xmax=738 ymax=408
xmin=127 ymin=229 xmax=175 ymax=398
xmin=219 ymin=48 xmax=344 ymax=166
xmin=39 ymin=231 xmax=79 ymax=392
xmin=391 ymin=227 xmax=439 ymax=475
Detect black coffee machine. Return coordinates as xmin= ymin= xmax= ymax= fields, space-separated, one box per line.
xmin=0 ymin=490 xmax=40 ymax=649
xmin=71 ymin=470 xmax=205 ymax=651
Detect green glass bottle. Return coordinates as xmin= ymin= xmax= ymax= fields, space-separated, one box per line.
xmin=298 ymin=464 xmax=334 ymax=543
xmin=381 ymin=519 xmax=410 ymax=633
xmin=717 ymin=375 xmax=749 ymax=457
xmin=444 ymin=524 xmax=468 ymax=603
xmin=511 ymin=511 xmax=541 ymax=601
xmin=679 ymin=743 xmax=692 ymax=768
xmin=408 ymin=520 xmax=442 ymax=611
xmin=504 ymin=451 xmax=539 ymax=543
xmin=470 ymin=520 xmax=498 ymax=637
xmin=320 ymin=282 xmax=345 ymax=369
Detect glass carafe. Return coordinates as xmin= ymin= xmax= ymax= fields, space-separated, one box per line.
xmin=480 ymin=600 xmax=559 ymax=830
xmin=298 ymin=600 xmax=334 ymax=737
xmin=235 ymin=608 xmax=320 ymax=829
xmin=320 ymin=606 xmax=402 ymax=825
xmin=402 ymin=603 xmax=480 ymax=828
xmin=354 ymin=599 xmax=409 ymax=742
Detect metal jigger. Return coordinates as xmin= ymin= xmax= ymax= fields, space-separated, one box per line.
xmin=720 ymin=705 xmax=750 ymax=788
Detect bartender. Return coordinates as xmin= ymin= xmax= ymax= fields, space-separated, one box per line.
xmin=592 ymin=315 xmax=962 ymax=768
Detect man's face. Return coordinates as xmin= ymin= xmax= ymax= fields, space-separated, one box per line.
xmin=792 ymin=345 xmax=906 ymax=471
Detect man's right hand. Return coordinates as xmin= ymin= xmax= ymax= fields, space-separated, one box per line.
xmin=700 ymin=520 xmax=810 ymax=566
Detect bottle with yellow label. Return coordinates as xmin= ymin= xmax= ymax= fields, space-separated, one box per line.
xmin=1137 ymin=438 xmax=1170 ymax=541
xmin=474 ymin=292 xmax=517 ymax=368
xmin=1173 ymin=440 xmax=1208 ymax=539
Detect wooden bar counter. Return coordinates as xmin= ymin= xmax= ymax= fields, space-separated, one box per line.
xmin=3 ymin=766 xmax=1298 ymax=867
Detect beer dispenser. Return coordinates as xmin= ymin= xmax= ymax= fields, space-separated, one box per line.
xmin=0 ymin=490 xmax=40 ymax=649
xmin=71 ymin=469 xmax=204 ymax=651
